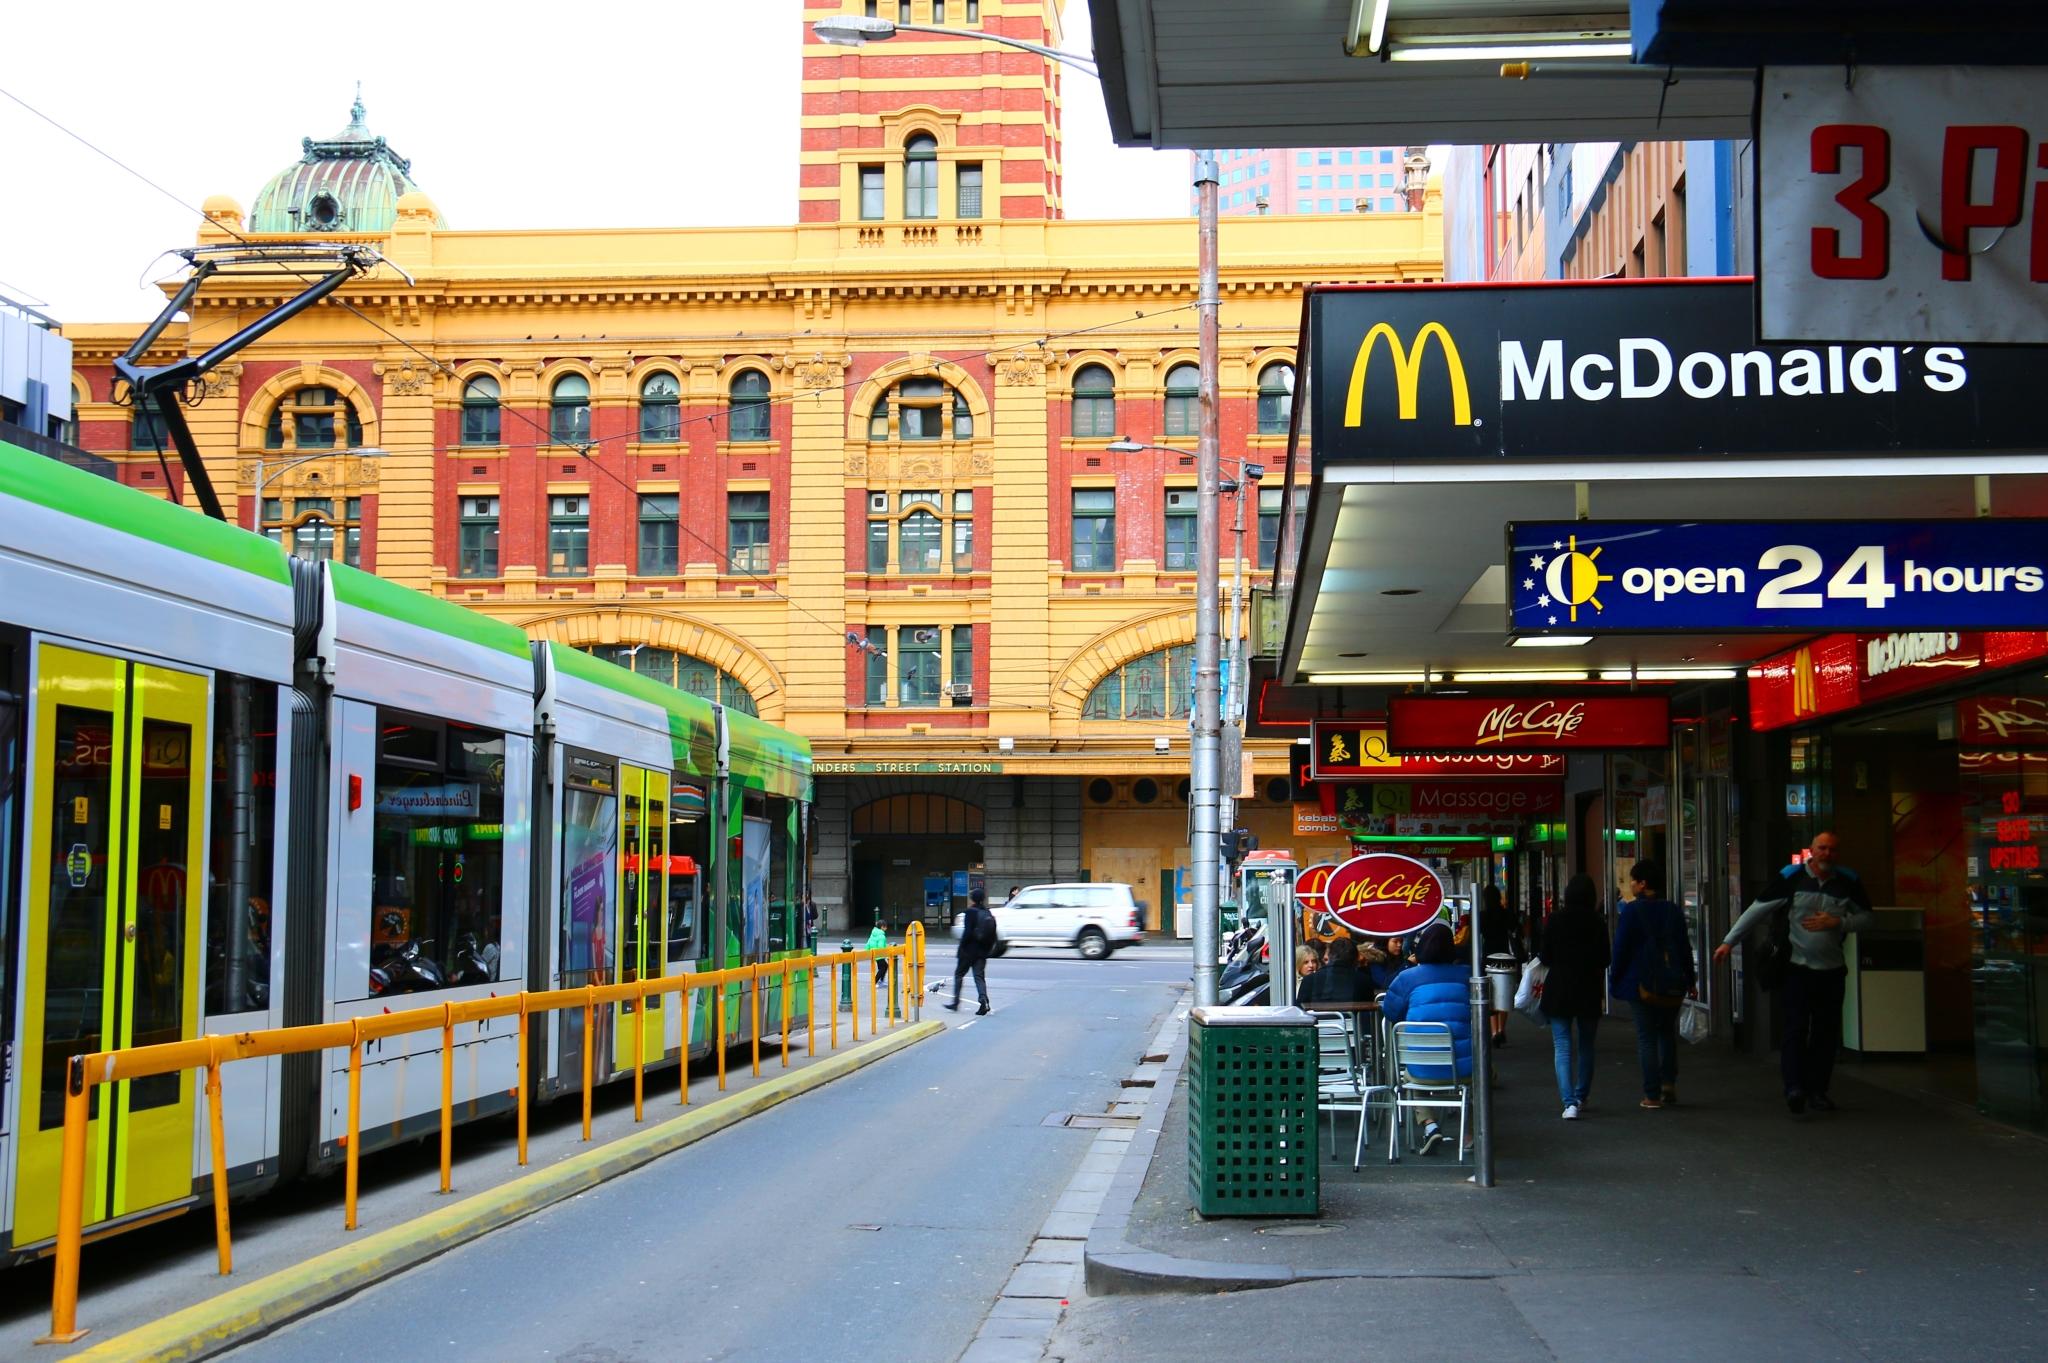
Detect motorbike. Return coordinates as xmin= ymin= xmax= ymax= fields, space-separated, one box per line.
xmin=369 ymin=938 xmax=447 ymax=996
xmin=1218 ymin=926 xmax=1270 ymax=1004
xmin=448 ymin=932 xmax=500 ymax=986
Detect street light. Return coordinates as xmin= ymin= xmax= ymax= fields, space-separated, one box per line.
xmin=812 ymin=13 xmax=1219 ymax=1006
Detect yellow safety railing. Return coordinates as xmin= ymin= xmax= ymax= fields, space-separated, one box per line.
xmin=42 ymin=939 xmax=926 ymax=1344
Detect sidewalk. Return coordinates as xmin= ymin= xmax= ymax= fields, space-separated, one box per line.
xmin=1076 ymin=1007 xmax=2048 ymax=1362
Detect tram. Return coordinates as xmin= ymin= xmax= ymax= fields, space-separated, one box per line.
xmin=0 ymin=444 xmax=812 ymax=1264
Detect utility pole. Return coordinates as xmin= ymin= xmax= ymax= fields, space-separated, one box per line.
xmin=1191 ymin=155 xmax=1223 ymax=1007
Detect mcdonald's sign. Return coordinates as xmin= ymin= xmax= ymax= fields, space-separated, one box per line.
xmin=1342 ymin=322 xmax=1471 ymax=429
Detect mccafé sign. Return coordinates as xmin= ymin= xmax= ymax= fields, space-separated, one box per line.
xmin=1959 ymin=696 xmax=2048 ymax=747
xmin=1388 ymin=695 xmax=1669 ymax=753
xmin=1306 ymin=279 xmax=2044 ymax=465
xmin=1322 ymin=852 xmax=1446 ymax=938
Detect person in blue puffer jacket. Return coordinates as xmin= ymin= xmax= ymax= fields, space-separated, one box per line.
xmin=1378 ymin=922 xmax=1474 ymax=1155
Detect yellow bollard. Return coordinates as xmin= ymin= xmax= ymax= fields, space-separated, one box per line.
xmin=781 ymin=959 xmax=792 ymax=1067
xmin=41 ymin=1066 xmax=91 ymax=1344
xmin=581 ymin=985 xmax=595 ymax=1142
xmin=633 ymin=978 xmax=646 ymax=1124
xmin=516 ymin=999 xmax=530 ymax=1167
xmin=207 ymin=1059 xmax=232 ymax=1274
xmin=439 ymin=1003 xmax=455 ymax=1194
xmin=679 ymin=980 xmax=692 ymax=1106
xmin=750 ymin=965 xmax=762 ymax=1077
xmin=345 ymin=1024 xmax=364 ymax=1231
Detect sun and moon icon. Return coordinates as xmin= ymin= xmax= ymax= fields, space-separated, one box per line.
xmin=1524 ymin=534 xmax=1614 ymax=624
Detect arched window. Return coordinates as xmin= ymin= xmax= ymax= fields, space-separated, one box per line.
xmin=550 ymin=374 xmax=591 ymax=446
xmin=639 ymin=372 xmax=681 ymax=443
xmin=1163 ymin=363 xmax=1200 ymax=438
xmin=1257 ymin=361 xmax=1296 ymax=435
xmin=1071 ymin=364 xmax=1117 ymax=438
xmin=904 ymin=134 xmax=938 ymax=220
xmin=867 ymin=376 xmax=970 ymax=441
xmin=1083 ymin=645 xmax=1194 ymax=721
xmin=264 ymin=386 xmax=363 ymax=451
xmin=899 ymin=509 xmax=942 ymax=573
xmin=461 ymin=375 xmax=501 ymax=445
xmin=728 ymin=370 xmax=771 ymax=442
xmin=578 ymin=645 xmax=759 ymax=716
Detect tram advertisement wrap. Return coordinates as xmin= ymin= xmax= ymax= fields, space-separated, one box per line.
xmin=1506 ymin=520 xmax=2048 ymax=634
xmin=1323 ymin=852 xmax=1446 ymax=938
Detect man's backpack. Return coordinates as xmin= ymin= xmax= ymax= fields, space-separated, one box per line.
xmin=1637 ymin=902 xmax=1692 ymax=1007
xmin=972 ymin=906 xmax=999 ymax=950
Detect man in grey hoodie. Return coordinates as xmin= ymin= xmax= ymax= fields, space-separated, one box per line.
xmin=1714 ymin=831 xmax=1874 ymax=1114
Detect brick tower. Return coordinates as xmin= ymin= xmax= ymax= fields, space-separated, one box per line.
xmin=799 ymin=0 xmax=1066 ymax=223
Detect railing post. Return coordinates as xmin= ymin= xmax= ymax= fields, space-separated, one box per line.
xmin=868 ymin=949 xmax=878 ymax=1039
xmin=716 ymin=972 xmax=727 ymax=1091
xmin=807 ymin=960 xmax=817 ymax=1058
xmin=581 ymin=985 xmax=595 ymax=1142
xmin=40 ymin=1061 xmax=91 ymax=1344
xmin=750 ymin=964 xmax=762 ymax=1078
xmin=439 ymin=1003 xmax=455 ymax=1194
xmin=345 ymin=1021 xmax=364 ymax=1231
xmin=830 ymin=955 xmax=839 ymax=1051
xmin=206 ymin=1057 xmax=232 ymax=1274
xmin=516 ymin=996 xmax=530 ymax=1167
xmin=893 ymin=948 xmax=903 ymax=1025
xmin=853 ymin=951 xmax=863 ymax=1042
xmin=633 ymin=978 xmax=647 ymax=1123
xmin=680 ymin=979 xmax=692 ymax=1106
xmin=780 ymin=959 xmax=792 ymax=1067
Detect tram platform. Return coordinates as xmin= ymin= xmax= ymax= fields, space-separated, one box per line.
xmin=0 ymin=1014 xmax=936 ymax=1361
xmin=1080 ymin=1010 xmax=2048 ymax=1361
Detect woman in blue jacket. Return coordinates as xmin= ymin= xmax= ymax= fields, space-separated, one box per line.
xmin=1379 ymin=922 xmax=1473 ymax=1154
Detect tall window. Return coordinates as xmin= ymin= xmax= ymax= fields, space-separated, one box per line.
xmin=1164 ymin=489 xmax=1198 ymax=570
xmin=957 ymin=163 xmax=983 ymax=219
xmin=864 ymin=626 xmax=888 ymax=704
xmin=458 ymin=495 xmax=499 ymax=577
xmin=951 ymin=489 xmax=974 ymax=570
xmin=727 ymin=491 xmax=770 ymax=573
xmin=728 ymin=370 xmax=771 ymax=442
xmin=640 ymin=373 xmax=681 ymax=442
xmin=899 ymin=508 xmax=942 ymax=573
xmin=859 ymin=165 xmax=885 ymax=220
xmin=1257 ymin=362 xmax=1296 ymax=435
xmin=265 ymin=386 xmax=362 ymax=451
xmin=1084 ymin=645 xmax=1194 ymax=720
xmin=897 ymin=0 xmax=912 ymax=20
xmin=550 ymin=375 xmax=591 ymax=446
xmin=549 ymin=494 xmax=589 ymax=576
xmin=866 ymin=488 xmax=974 ymax=575
xmin=950 ymin=624 xmax=973 ymax=701
xmin=867 ymin=510 xmax=890 ymax=572
xmin=580 ymin=646 xmax=757 ymax=715
xmin=132 ymin=405 xmax=170 ymax=449
xmin=1163 ymin=363 xmax=1199 ymax=438
xmin=867 ymin=376 xmax=971 ymax=441
xmin=904 ymin=134 xmax=938 ymax=219
xmin=1071 ymin=488 xmax=1116 ymax=571
xmin=1258 ymin=487 xmax=1307 ymax=571
xmin=898 ymin=626 xmax=941 ymax=705
xmin=461 ymin=375 xmax=501 ymax=445
xmin=639 ymin=493 xmax=679 ymax=575
xmin=1071 ymin=364 xmax=1116 ymax=437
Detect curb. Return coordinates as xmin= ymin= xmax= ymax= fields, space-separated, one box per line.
xmin=74 ymin=1020 xmax=944 ymax=1363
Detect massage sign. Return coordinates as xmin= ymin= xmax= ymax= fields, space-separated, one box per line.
xmin=1322 ymin=852 xmax=1447 ymax=938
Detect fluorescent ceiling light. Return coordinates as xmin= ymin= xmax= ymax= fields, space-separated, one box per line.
xmin=1448 ymin=670 xmax=1590 ymax=683
xmin=1597 ymin=668 xmax=1739 ymax=681
xmin=1511 ymin=635 xmax=1593 ymax=648
xmin=1344 ymin=0 xmax=1393 ymax=55
xmin=1307 ymin=671 xmax=1428 ymax=685
xmin=1389 ymin=40 xmax=1632 ymax=62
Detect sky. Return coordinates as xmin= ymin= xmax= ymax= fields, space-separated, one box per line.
xmin=0 ymin=0 xmax=1196 ymax=325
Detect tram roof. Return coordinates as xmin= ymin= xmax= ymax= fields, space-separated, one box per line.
xmin=329 ymin=561 xmax=529 ymax=659
xmin=547 ymin=640 xmax=720 ymax=777
xmin=723 ymin=704 xmax=813 ymax=803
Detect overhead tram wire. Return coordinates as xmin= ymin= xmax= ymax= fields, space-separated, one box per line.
xmin=1 ymin=84 xmax=1220 ymax=709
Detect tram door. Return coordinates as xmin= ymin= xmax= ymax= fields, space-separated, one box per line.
xmin=613 ymin=765 xmax=670 ymax=1071
xmin=15 ymin=645 xmax=207 ymax=1245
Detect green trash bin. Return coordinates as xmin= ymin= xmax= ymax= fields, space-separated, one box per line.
xmin=1187 ymin=1005 xmax=1319 ymax=1217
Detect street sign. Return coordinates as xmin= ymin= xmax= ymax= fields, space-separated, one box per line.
xmin=1760 ymin=66 xmax=2048 ymax=344
xmin=1507 ymin=520 xmax=2048 ymax=634
xmin=1304 ymin=280 xmax=2047 ymax=464
xmin=1309 ymin=722 xmax=1564 ymax=779
xmin=1387 ymin=696 xmax=1670 ymax=753
xmin=1322 ymin=852 xmax=1445 ymax=938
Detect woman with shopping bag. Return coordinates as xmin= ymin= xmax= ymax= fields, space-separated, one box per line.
xmin=1537 ymin=873 xmax=1610 ymax=1121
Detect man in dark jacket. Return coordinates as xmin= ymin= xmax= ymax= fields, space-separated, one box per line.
xmin=1538 ymin=873 xmax=1610 ymax=1119
xmin=948 ymin=887 xmax=995 ymax=1015
xmin=1613 ymin=859 xmax=1695 ymax=1109
xmin=1380 ymin=923 xmax=1474 ymax=1154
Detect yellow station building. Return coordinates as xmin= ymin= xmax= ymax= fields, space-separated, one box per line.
xmin=68 ymin=1 xmax=1443 ymax=932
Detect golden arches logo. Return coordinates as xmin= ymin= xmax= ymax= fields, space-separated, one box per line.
xmin=1341 ymin=322 xmax=1473 ymax=428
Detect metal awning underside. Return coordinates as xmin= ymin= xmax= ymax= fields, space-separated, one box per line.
xmin=1089 ymin=0 xmax=1754 ymax=149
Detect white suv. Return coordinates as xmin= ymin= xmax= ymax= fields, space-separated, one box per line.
xmin=990 ymin=883 xmax=1145 ymax=960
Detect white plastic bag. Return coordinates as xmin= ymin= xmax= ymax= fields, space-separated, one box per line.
xmin=1679 ymin=998 xmax=1711 ymax=1045
xmin=1513 ymin=957 xmax=1548 ymax=1022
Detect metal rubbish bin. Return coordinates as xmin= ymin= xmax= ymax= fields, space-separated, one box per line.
xmin=1485 ymin=954 xmax=1521 ymax=1012
xmin=1187 ymin=1005 xmax=1319 ymax=1218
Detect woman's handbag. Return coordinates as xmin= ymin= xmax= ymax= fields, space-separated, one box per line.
xmin=1679 ymin=997 xmax=1711 ymax=1044
xmin=1513 ymin=957 xmax=1548 ymax=1023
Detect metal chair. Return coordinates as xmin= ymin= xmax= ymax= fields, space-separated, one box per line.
xmin=1311 ymin=1012 xmax=1364 ymax=1157
xmin=1387 ymin=1021 xmax=1469 ymax=1163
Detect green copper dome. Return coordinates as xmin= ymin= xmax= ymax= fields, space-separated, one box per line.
xmin=249 ymin=93 xmax=443 ymax=234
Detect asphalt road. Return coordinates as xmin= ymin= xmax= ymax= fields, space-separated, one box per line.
xmin=220 ymin=947 xmax=1186 ymax=1363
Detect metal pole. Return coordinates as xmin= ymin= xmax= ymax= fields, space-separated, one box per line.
xmin=1191 ymin=155 xmax=1223 ymax=1008
xmin=1471 ymin=887 xmax=1495 ymax=1186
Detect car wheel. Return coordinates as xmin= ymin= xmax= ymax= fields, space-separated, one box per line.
xmin=1077 ymin=928 xmax=1109 ymax=961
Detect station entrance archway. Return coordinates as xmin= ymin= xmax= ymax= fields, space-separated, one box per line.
xmin=848 ymin=793 xmax=984 ymax=931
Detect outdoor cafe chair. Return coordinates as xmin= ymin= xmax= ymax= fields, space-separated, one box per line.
xmin=1387 ymin=1021 xmax=1469 ymax=1164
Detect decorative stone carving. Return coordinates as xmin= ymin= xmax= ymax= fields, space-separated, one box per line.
xmin=792 ymin=355 xmax=846 ymax=389
xmin=197 ymin=364 xmax=242 ymax=400
xmin=845 ymin=447 xmax=868 ymax=477
xmin=970 ymin=448 xmax=993 ymax=475
xmin=379 ymin=360 xmax=433 ymax=395
xmin=995 ymin=354 xmax=1048 ymax=386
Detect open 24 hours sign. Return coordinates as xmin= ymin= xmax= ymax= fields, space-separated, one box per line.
xmin=1506 ymin=520 xmax=2048 ymax=635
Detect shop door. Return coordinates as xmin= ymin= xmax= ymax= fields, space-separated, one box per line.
xmin=15 ymin=645 xmax=207 ymax=1246
xmin=615 ymin=766 xmax=670 ymax=1071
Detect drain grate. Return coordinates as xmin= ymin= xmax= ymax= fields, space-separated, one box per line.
xmin=1063 ymin=1112 xmax=1140 ymax=1129
xmin=1255 ymin=1222 xmax=1340 ymax=1236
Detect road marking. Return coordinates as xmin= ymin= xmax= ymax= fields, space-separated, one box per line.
xmin=960 ymin=1020 xmax=977 ymax=1029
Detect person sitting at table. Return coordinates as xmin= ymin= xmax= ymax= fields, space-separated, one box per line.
xmin=1293 ymin=943 xmax=1320 ymax=993
xmin=1299 ymin=934 xmax=1367 ymax=1006
xmin=1361 ymin=936 xmax=1407 ymax=994
xmin=1379 ymin=922 xmax=1474 ymax=1155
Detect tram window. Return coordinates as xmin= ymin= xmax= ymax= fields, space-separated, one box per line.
xmin=667 ymin=783 xmax=708 ymax=964
xmin=768 ymin=803 xmax=792 ymax=951
xmin=41 ymin=704 xmax=115 ymax=1128
xmin=369 ymin=713 xmax=505 ymax=995
xmin=205 ymin=681 xmax=278 ymax=1015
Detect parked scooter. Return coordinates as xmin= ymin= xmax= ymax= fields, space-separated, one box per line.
xmin=1218 ymin=926 xmax=1270 ymax=1004
xmin=369 ymin=938 xmax=447 ymax=995
xmin=448 ymin=932 xmax=500 ymax=986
